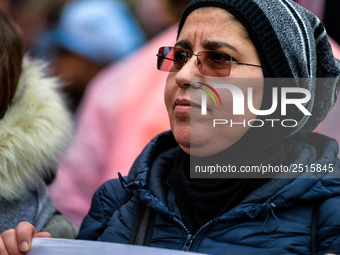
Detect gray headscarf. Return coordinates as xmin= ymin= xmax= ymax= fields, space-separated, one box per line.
xmin=178 ymin=0 xmax=340 ymax=136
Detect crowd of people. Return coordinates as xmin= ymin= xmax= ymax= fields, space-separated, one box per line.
xmin=0 ymin=0 xmax=340 ymax=254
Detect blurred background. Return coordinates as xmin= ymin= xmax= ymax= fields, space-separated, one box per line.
xmin=1 ymin=0 xmax=339 ymax=115
xmin=2 ymin=0 xmax=338 ymax=115
xmin=0 ymin=0 xmax=186 ymax=113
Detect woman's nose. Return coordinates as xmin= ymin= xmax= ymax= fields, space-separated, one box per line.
xmin=175 ymin=55 xmax=202 ymax=88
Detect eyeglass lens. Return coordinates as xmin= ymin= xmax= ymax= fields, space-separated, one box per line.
xmin=157 ymin=46 xmax=232 ymax=77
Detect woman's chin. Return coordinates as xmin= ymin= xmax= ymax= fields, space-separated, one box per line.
xmin=175 ymin=133 xmax=215 ymax=157
xmin=173 ymin=132 xmax=190 ymax=149
xmin=188 ymin=145 xmax=219 ymax=157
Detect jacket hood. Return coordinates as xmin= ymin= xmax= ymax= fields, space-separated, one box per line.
xmin=0 ymin=57 xmax=73 ymax=200
xmin=126 ymin=131 xmax=340 ymax=219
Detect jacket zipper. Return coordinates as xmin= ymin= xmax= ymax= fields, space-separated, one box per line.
xmin=183 ymin=234 xmax=195 ymax=251
xmin=172 ymin=216 xmax=218 ymax=251
xmin=179 ymin=203 xmax=279 ymax=251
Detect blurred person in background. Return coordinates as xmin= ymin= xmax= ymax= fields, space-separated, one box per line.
xmin=38 ymin=0 xmax=145 ymax=112
xmin=0 ymin=9 xmax=76 ymax=238
xmin=48 ymin=0 xmax=190 ymax=227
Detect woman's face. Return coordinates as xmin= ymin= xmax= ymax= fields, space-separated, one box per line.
xmin=164 ymin=7 xmax=263 ymax=156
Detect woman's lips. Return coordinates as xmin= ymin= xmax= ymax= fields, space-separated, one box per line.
xmin=174 ymin=99 xmax=201 ymax=113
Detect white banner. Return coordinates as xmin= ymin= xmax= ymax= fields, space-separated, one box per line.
xmin=27 ymin=238 xmax=209 ymax=255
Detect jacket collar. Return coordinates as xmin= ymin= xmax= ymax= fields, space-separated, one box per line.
xmin=127 ymin=131 xmax=178 ymax=188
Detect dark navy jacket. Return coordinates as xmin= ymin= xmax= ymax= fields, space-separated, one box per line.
xmin=78 ymin=131 xmax=340 ymax=254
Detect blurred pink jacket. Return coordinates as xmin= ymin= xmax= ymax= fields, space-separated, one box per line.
xmin=48 ymin=25 xmax=176 ymax=227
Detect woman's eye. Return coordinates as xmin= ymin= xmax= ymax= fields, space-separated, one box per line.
xmin=209 ymin=52 xmax=231 ymax=62
xmin=173 ymin=52 xmax=187 ymax=63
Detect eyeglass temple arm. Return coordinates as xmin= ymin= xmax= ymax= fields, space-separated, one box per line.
xmin=229 ymin=61 xmax=262 ymax=67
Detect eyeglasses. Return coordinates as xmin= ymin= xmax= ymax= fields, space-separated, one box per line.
xmin=156 ymin=46 xmax=262 ymax=77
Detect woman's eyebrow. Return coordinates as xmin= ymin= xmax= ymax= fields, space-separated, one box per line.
xmin=203 ymin=40 xmax=238 ymax=53
xmin=174 ymin=40 xmax=192 ymax=50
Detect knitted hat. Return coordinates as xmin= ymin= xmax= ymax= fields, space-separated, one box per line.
xmin=178 ymin=0 xmax=340 ymax=136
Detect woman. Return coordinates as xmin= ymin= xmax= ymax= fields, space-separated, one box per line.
xmin=1 ymin=0 xmax=340 ymax=254
xmin=0 ymin=10 xmax=76 ymax=237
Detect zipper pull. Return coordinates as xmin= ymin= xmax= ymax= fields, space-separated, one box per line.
xmin=182 ymin=234 xmax=195 ymax=251
xmin=262 ymin=203 xmax=279 ymax=233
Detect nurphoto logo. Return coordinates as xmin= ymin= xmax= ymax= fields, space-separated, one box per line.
xmin=200 ymin=82 xmax=311 ymax=116
xmin=193 ymin=78 xmax=312 ymax=128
